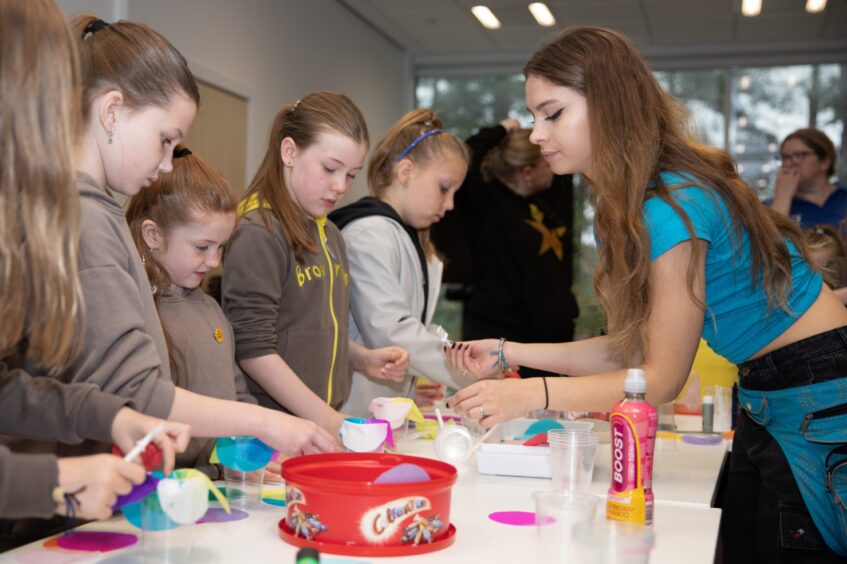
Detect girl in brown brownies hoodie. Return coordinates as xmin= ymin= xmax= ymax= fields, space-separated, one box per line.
xmin=223 ymin=93 xmax=409 ymax=435
xmin=126 ymin=146 xmax=266 ymax=480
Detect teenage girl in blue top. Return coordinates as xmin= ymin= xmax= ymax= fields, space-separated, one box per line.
xmin=446 ymin=26 xmax=847 ymax=562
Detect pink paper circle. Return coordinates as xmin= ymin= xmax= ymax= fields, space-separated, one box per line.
xmin=55 ymin=532 xmax=137 ymax=552
xmin=196 ymin=507 xmax=249 ymax=523
xmin=488 ymin=511 xmax=555 ymax=526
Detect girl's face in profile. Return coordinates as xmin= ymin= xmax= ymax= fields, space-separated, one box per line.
xmin=282 ymin=130 xmax=367 ymax=217
xmin=103 ymin=92 xmax=197 ymax=196
xmin=525 ymin=75 xmax=592 ymax=178
xmin=398 ymin=152 xmax=467 ymax=229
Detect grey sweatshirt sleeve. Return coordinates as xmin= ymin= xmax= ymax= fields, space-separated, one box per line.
xmin=0 ymin=362 xmax=129 ymax=444
xmin=73 ymin=263 xmax=175 ymax=418
xmin=222 ymin=221 xmax=287 ymax=361
xmin=0 ymin=447 xmax=59 ymax=519
xmin=345 ymin=221 xmax=472 ymax=391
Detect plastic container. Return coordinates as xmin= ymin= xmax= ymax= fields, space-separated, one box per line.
xmin=607 ymin=368 xmax=658 ymax=526
xmin=279 ymin=453 xmax=456 ymax=556
xmin=548 ymin=429 xmax=599 ymax=492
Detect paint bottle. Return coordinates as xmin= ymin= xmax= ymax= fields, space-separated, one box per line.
xmin=607 ymin=368 xmax=658 ymax=526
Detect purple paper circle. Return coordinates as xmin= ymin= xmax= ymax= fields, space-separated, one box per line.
xmin=196 ymin=508 xmax=249 ymax=523
xmin=488 ymin=511 xmax=554 ymax=526
xmin=55 ymin=532 xmax=137 ymax=552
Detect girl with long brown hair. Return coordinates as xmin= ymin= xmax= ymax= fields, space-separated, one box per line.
xmin=0 ymin=0 xmax=190 ymax=528
xmin=223 ymin=93 xmax=409 ymax=433
xmin=447 ymin=26 xmax=847 ymax=561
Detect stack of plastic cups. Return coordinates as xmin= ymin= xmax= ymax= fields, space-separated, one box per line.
xmin=547 ymin=429 xmax=599 ymax=492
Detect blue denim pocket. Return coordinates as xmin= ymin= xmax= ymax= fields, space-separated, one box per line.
xmin=740 ymin=392 xmax=770 ymax=426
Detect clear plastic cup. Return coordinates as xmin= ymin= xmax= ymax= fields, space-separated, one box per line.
xmin=433 ymin=424 xmax=474 ymax=465
xmin=140 ymin=495 xmax=197 ymax=563
xmin=547 ymin=429 xmax=598 ymax=492
xmin=223 ymin=466 xmax=264 ymax=511
xmin=533 ymin=490 xmax=602 ymax=563
xmin=572 ymin=520 xmax=656 ymax=564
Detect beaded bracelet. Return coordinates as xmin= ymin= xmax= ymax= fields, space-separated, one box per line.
xmin=497 ymin=337 xmax=507 ymax=374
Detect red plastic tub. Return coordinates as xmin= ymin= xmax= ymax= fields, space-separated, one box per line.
xmin=279 ymin=452 xmax=457 ymax=556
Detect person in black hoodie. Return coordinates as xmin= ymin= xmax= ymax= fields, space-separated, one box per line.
xmin=431 ymin=118 xmax=579 ymax=377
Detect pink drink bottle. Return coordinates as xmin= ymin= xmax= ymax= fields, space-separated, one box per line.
xmin=606 ymin=368 xmax=658 ymax=525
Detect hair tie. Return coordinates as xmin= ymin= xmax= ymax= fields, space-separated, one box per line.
xmin=82 ymin=19 xmax=109 ymax=38
xmin=173 ymin=147 xmax=192 ymax=159
xmin=395 ymin=129 xmax=444 ymax=162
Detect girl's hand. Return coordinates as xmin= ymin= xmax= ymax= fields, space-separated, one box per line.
xmin=447 ymin=378 xmax=541 ymax=427
xmin=55 ymin=454 xmax=146 ymax=520
xmin=110 ymin=408 xmax=191 ymax=475
xmin=260 ymin=411 xmax=338 ymax=457
xmin=361 ymin=346 xmax=409 ymax=383
xmin=444 ymin=339 xmax=502 ymax=380
xmin=415 ymin=383 xmax=444 ymax=407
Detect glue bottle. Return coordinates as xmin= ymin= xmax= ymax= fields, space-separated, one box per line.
xmin=606 ymin=368 xmax=658 ymax=525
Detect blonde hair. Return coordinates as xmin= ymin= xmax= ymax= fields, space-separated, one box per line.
xmin=525 ymin=26 xmax=809 ymax=362
xmin=368 ymin=108 xmax=470 ymax=258
xmin=245 ymin=92 xmax=369 ymax=262
xmin=806 ymin=224 xmax=847 ymax=287
xmin=126 ymin=146 xmax=239 ymax=387
xmin=481 ymin=129 xmax=544 ymax=183
xmin=0 ymin=0 xmax=83 ymax=371
xmin=71 ymin=14 xmax=200 ymax=117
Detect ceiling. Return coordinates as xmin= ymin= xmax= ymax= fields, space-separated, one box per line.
xmin=339 ymin=0 xmax=847 ymax=70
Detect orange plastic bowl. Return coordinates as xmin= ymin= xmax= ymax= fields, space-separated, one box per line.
xmin=279 ymin=453 xmax=457 ymax=555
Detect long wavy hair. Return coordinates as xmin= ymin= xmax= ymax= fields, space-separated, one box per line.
xmin=368 ymin=108 xmax=469 ymax=259
xmin=126 ymin=146 xmax=239 ymax=387
xmin=524 ymin=26 xmax=809 ymax=362
xmin=245 ymin=92 xmax=369 ymax=262
xmin=0 ymin=0 xmax=83 ymax=371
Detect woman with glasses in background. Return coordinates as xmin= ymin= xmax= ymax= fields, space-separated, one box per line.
xmin=770 ymin=128 xmax=846 ymax=230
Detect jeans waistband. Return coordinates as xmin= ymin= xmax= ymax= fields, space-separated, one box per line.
xmin=737 ymin=326 xmax=847 ymax=391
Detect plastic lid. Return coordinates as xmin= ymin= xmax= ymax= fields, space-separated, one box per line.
xmin=702 ymin=394 xmax=714 ymax=404
xmin=624 ymin=368 xmax=647 ymax=394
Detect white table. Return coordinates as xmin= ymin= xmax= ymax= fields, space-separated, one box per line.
xmin=2 ymin=432 xmax=726 ymax=563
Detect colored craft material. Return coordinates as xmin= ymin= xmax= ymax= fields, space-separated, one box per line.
xmin=488 ymin=511 xmax=554 ymax=526
xmin=157 ymin=474 xmax=209 ymax=525
xmin=682 ymin=434 xmax=722 ymax=445
xmin=55 ymin=532 xmax=137 ymax=552
xmin=215 ymin=436 xmax=274 ymax=472
xmin=373 ymin=463 xmax=431 ymax=484
xmin=197 ymin=508 xmax=249 ymax=523
xmin=263 ymin=488 xmax=287 ymax=507
xmin=369 ymin=398 xmax=412 ymax=430
xmin=111 ymin=443 xmax=162 ymax=472
xmin=113 ymin=473 xmax=159 ymax=510
xmin=514 ymin=419 xmax=563 ymax=441
xmin=522 ymin=432 xmax=549 ymax=447
xmin=340 ymin=418 xmax=393 ymax=452
xmin=124 ymin=469 xmax=229 ymax=530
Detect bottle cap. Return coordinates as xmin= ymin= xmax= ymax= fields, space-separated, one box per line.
xmin=702 ymin=395 xmax=714 ymax=404
xmin=296 ymin=547 xmax=320 ymax=564
xmin=623 ymin=368 xmax=647 ymax=394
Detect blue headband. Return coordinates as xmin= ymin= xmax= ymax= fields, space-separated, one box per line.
xmin=395 ymin=129 xmax=445 ymax=162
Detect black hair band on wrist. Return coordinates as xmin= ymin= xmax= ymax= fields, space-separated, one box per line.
xmin=542 ymin=376 xmax=549 ymax=410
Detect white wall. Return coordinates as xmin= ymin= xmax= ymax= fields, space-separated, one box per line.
xmin=57 ymin=0 xmax=409 ymax=201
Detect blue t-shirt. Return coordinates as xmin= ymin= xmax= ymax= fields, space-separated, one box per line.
xmin=764 ymin=182 xmax=847 ymax=230
xmin=643 ymin=172 xmax=822 ymax=364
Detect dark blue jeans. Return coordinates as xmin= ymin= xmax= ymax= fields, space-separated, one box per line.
xmin=720 ymin=326 xmax=847 ymax=563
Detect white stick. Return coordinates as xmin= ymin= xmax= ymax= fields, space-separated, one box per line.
xmin=435 ymin=408 xmax=445 ymax=429
xmin=123 ymin=423 xmax=165 ymax=463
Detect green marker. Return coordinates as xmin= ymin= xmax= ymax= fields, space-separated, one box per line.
xmin=296 ymin=547 xmax=320 ymax=564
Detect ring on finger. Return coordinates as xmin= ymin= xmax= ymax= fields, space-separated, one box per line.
xmin=479 ymin=406 xmax=486 ymax=418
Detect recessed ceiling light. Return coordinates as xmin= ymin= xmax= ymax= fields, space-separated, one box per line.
xmin=806 ymin=0 xmax=827 ymax=13
xmin=741 ymin=0 xmax=761 ymax=17
xmin=471 ymin=6 xmax=501 ymax=29
xmin=528 ymin=3 xmax=556 ymax=27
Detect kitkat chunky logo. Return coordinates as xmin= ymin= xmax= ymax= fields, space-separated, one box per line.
xmin=360 ymin=497 xmax=431 ymax=543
